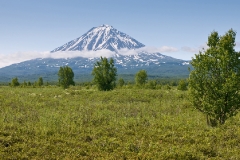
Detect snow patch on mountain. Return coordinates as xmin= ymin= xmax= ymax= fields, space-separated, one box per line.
xmin=51 ymin=24 xmax=145 ymax=53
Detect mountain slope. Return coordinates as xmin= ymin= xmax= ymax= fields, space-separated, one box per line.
xmin=51 ymin=24 xmax=145 ymax=53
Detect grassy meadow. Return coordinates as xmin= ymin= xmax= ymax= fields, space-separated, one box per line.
xmin=0 ymin=85 xmax=240 ymax=159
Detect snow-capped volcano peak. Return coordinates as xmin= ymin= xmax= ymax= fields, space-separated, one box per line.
xmin=51 ymin=24 xmax=145 ymax=53
xmin=100 ymin=24 xmax=113 ymax=28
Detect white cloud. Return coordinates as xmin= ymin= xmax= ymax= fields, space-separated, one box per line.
xmin=49 ymin=49 xmax=114 ymax=59
xmin=0 ymin=50 xmax=115 ymax=68
xmin=158 ymin=46 xmax=179 ymax=52
xmin=118 ymin=46 xmax=178 ymax=55
xmin=181 ymin=44 xmax=208 ymax=53
xmin=0 ymin=46 xmax=179 ymax=68
xmin=0 ymin=51 xmax=49 ymax=68
xmin=181 ymin=46 xmax=199 ymax=53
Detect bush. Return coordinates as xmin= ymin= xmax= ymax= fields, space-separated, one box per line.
xmin=146 ymin=80 xmax=157 ymax=89
xmin=118 ymin=78 xmax=125 ymax=87
xmin=177 ymin=80 xmax=188 ymax=91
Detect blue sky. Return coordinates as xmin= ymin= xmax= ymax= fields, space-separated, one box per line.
xmin=0 ymin=0 xmax=240 ymax=67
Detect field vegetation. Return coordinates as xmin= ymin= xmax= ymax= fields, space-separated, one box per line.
xmin=0 ymin=84 xmax=240 ymax=159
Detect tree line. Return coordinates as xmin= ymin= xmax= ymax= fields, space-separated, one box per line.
xmin=10 ymin=77 xmax=45 ymax=87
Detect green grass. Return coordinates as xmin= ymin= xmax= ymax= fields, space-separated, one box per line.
xmin=0 ymin=86 xmax=240 ymax=159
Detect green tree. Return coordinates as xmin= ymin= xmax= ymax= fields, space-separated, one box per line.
xmin=23 ymin=80 xmax=27 ymax=87
xmin=34 ymin=81 xmax=37 ymax=87
xmin=146 ymin=80 xmax=157 ymax=89
xmin=118 ymin=78 xmax=125 ymax=87
xmin=92 ymin=57 xmax=117 ymax=91
xmin=38 ymin=77 xmax=43 ymax=86
xmin=177 ymin=79 xmax=188 ymax=91
xmin=189 ymin=29 xmax=240 ymax=126
xmin=58 ymin=66 xmax=75 ymax=89
xmin=135 ymin=70 xmax=147 ymax=87
xmin=11 ymin=77 xmax=20 ymax=87
xmin=27 ymin=81 xmax=31 ymax=86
